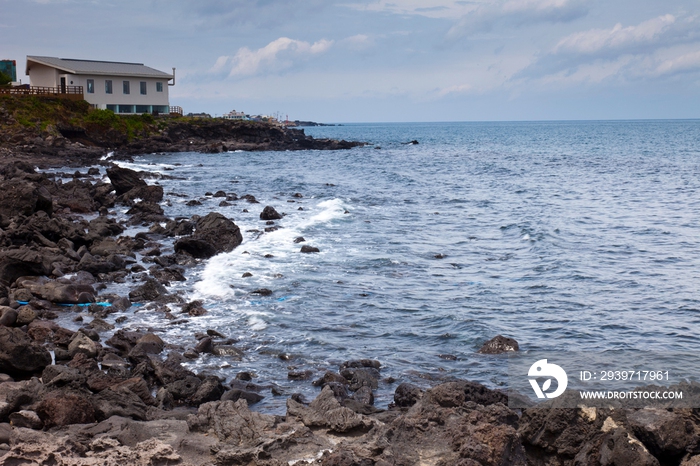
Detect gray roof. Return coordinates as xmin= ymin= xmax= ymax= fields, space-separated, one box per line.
xmin=26 ymin=56 xmax=173 ymax=79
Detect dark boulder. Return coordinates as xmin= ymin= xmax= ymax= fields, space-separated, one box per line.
xmin=126 ymin=201 xmax=165 ymax=224
xmin=128 ymin=333 xmax=165 ymax=359
xmin=87 ymin=216 xmax=124 ymax=240
xmin=93 ymin=386 xmax=148 ymax=420
xmin=37 ymin=393 xmax=96 ymax=427
xmin=0 ymin=247 xmax=64 ymax=286
xmin=340 ymin=367 xmax=380 ymax=391
xmin=20 ymin=280 xmax=96 ymax=304
xmin=120 ymin=184 xmax=164 ymax=204
xmin=0 ymin=179 xmax=53 ymax=220
xmin=149 ymin=266 xmax=186 ymax=284
xmin=351 ymin=386 xmax=374 ymax=405
xmin=77 ymin=252 xmax=123 ymax=275
xmin=221 ymin=389 xmax=265 ymax=404
xmin=0 ymin=308 xmax=18 ymax=327
xmin=627 ymin=408 xmax=696 ymax=460
xmin=183 ymin=300 xmax=207 ymax=316
xmin=0 ymin=326 xmax=52 ymax=374
xmin=166 ymin=376 xmax=202 ymax=401
xmin=174 ymin=212 xmax=242 ymax=259
xmin=260 ymin=206 xmax=282 ymax=220
xmin=312 ymin=371 xmax=350 ymax=387
xmin=89 ymin=238 xmax=133 ymax=257
xmin=171 ymin=238 xmax=216 ymax=259
xmin=597 ymin=426 xmax=660 ymax=466
xmin=394 ymin=383 xmax=423 ymax=407
xmin=106 ymin=329 xmax=145 ymax=356
xmin=477 ymin=335 xmax=519 ymax=354
xmin=8 ymin=410 xmax=43 ymax=429
xmin=191 ymin=377 xmax=225 ymax=405
xmin=286 ymin=385 xmax=369 ymax=433
xmin=106 ymin=166 xmax=146 ymax=195
xmin=128 ymin=278 xmax=172 ymax=303
xmin=301 ymin=245 xmax=320 ymax=253
xmin=428 ymin=380 xmax=508 ymax=407
xmin=340 ymin=359 xmax=381 ymax=370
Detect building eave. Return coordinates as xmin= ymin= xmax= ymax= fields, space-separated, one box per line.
xmin=25 ymin=56 xmax=173 ymax=80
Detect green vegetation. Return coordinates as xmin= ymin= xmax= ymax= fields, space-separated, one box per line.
xmin=0 ymin=95 xmax=271 ymax=149
xmin=0 ymin=72 xmax=11 ymax=86
xmin=0 ymin=95 xmax=164 ymax=142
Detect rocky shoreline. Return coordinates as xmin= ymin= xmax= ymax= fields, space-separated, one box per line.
xmin=0 ymin=96 xmax=364 ymax=170
xmin=0 ymin=148 xmax=699 ymax=466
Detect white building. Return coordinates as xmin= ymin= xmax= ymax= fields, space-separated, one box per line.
xmin=221 ymin=109 xmax=248 ymax=120
xmin=25 ymin=56 xmax=174 ymax=114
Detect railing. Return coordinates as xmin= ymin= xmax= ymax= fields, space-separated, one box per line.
xmin=0 ymin=85 xmax=84 ymax=97
xmin=169 ymin=106 xmax=183 ymax=116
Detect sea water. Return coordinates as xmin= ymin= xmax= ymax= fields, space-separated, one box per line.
xmin=112 ymin=120 xmax=700 ymax=413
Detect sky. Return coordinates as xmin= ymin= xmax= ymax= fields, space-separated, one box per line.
xmin=3 ymin=0 xmax=700 ymax=122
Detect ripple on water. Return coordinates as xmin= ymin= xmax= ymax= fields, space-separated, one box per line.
xmin=99 ymin=120 xmax=700 ymax=414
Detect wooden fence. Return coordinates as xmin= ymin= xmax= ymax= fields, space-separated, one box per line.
xmin=0 ymin=85 xmax=84 ymax=100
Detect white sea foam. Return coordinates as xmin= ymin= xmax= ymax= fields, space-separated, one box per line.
xmin=302 ymin=198 xmax=348 ymax=227
xmin=193 ymin=197 xmax=348 ymax=304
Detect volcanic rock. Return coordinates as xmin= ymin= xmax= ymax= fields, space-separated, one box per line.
xmin=260 ymin=206 xmax=282 ymax=220
xmin=106 ymin=166 xmax=147 ymax=195
xmin=477 ymin=334 xmax=520 ymax=354
xmin=174 ymin=212 xmax=242 ymax=259
xmin=0 ymin=326 xmax=52 ymax=374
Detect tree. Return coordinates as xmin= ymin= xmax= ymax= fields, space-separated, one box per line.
xmin=0 ymin=72 xmax=12 ymax=86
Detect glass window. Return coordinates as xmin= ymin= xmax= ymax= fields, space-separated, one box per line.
xmin=156 ymin=82 xmax=163 ymax=92
xmin=118 ymin=105 xmax=134 ymax=114
xmin=105 ymin=80 xmax=112 ymax=94
xmin=106 ymin=104 xmax=117 ymax=112
xmin=123 ymin=81 xmax=130 ymax=94
xmin=135 ymin=105 xmax=150 ymax=113
xmin=153 ymin=105 xmax=168 ymax=114
xmin=87 ymin=79 xmax=94 ymax=94
xmin=140 ymin=81 xmax=147 ymax=95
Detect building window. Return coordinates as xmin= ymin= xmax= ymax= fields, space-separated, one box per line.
xmin=135 ymin=105 xmax=150 ymax=113
xmin=123 ymin=81 xmax=130 ymax=94
xmin=87 ymin=79 xmax=94 ymax=94
xmin=105 ymin=80 xmax=112 ymax=94
xmin=156 ymin=82 xmax=163 ymax=92
xmin=118 ymin=105 xmax=134 ymax=114
xmin=106 ymin=104 xmax=117 ymax=112
xmin=140 ymin=82 xmax=147 ymax=95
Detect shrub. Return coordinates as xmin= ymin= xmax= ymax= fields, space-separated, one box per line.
xmin=0 ymin=72 xmax=11 ymax=86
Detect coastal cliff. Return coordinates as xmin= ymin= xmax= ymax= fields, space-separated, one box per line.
xmin=0 ymin=95 xmax=362 ymax=166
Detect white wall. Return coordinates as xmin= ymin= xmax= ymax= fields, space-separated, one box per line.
xmin=72 ymin=75 xmax=170 ymax=108
xmin=26 ymin=63 xmax=59 ymax=87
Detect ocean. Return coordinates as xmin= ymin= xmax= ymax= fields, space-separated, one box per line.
xmin=106 ymin=120 xmax=700 ymax=413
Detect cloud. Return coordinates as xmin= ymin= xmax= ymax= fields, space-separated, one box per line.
xmin=447 ymin=0 xmax=588 ymax=38
xmin=342 ymin=1 xmax=473 ymax=19
xmin=340 ymin=34 xmax=374 ymax=50
xmin=516 ymin=13 xmax=700 ymax=87
xmin=654 ymin=49 xmax=700 ymax=76
xmin=437 ymin=83 xmax=473 ymax=96
xmin=553 ymin=14 xmax=676 ymax=55
xmin=172 ymin=0 xmax=332 ymax=27
xmin=212 ymin=37 xmax=334 ymax=77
